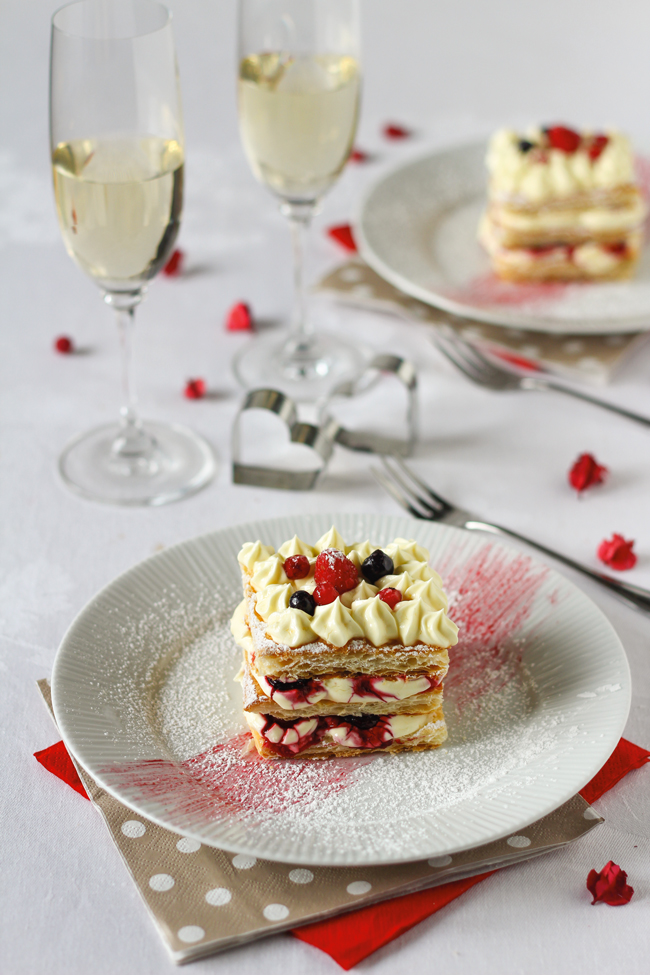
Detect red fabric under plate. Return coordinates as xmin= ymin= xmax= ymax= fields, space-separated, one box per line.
xmin=35 ymin=736 xmax=649 ymax=969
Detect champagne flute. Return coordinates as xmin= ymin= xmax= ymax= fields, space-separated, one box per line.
xmin=233 ymin=0 xmax=364 ymax=400
xmin=50 ymin=0 xmax=216 ymax=505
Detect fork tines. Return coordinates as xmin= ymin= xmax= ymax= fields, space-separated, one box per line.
xmin=373 ymin=457 xmax=452 ymax=521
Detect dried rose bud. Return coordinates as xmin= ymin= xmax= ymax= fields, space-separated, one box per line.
xmin=597 ymin=534 xmax=637 ymax=571
xmin=54 ymin=335 xmax=74 ymax=354
xmin=226 ymin=302 xmax=253 ymax=332
xmin=383 ymin=123 xmax=411 ymax=140
xmin=569 ymin=453 xmax=608 ymax=493
xmin=184 ymin=378 xmax=206 ymax=400
xmin=587 ymin=861 xmax=634 ymax=905
xmin=162 ymin=249 xmax=184 ymax=276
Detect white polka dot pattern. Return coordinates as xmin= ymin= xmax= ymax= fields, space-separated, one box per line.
xmin=205 ymin=888 xmax=232 ymax=906
xmin=121 ymin=820 xmax=146 ymax=838
xmin=232 ymin=854 xmax=256 ymax=870
xmin=263 ymin=904 xmax=289 ymax=921
xmin=347 ymin=881 xmax=372 ymax=895
xmin=149 ymin=874 xmax=175 ymax=892
xmin=428 ymin=855 xmax=452 ymax=867
xmin=177 ymin=925 xmax=205 ymax=943
xmin=507 ymin=835 xmax=531 ymax=848
xmin=289 ymin=869 xmax=314 ymax=884
xmin=176 ymin=837 xmax=201 ymax=854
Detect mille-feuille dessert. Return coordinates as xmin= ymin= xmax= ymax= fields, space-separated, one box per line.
xmin=231 ymin=527 xmax=458 ymax=759
xmin=479 ymin=124 xmax=646 ymax=281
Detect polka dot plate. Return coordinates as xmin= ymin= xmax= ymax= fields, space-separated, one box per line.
xmin=52 ymin=513 xmax=630 ymax=866
xmin=356 ymin=142 xmax=650 ymax=334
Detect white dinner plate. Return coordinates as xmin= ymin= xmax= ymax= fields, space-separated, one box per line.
xmin=52 ymin=513 xmax=630 ymax=866
xmin=356 ymin=141 xmax=650 ymax=334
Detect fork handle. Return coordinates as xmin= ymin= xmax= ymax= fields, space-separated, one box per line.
xmin=464 ymin=519 xmax=650 ymax=612
xmin=522 ymin=376 xmax=650 ymax=427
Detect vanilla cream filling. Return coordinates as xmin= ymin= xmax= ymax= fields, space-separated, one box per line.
xmin=254 ymin=669 xmax=436 ymax=709
xmin=493 ymin=196 xmax=646 ymax=233
xmin=246 ymin=710 xmax=432 ymax=750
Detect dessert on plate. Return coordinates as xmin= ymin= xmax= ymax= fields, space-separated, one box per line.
xmin=479 ymin=125 xmax=646 ymax=281
xmin=231 ymin=527 xmax=458 ymax=759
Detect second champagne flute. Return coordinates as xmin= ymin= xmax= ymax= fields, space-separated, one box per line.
xmin=234 ymin=0 xmax=364 ymax=400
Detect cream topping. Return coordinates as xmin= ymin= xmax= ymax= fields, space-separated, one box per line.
xmin=487 ymin=128 xmax=636 ymax=203
xmin=384 ymin=538 xmax=431 ymax=565
xmin=237 ymin=540 xmax=275 ymax=572
xmin=230 ymin=599 xmax=255 ymax=655
xmin=350 ymin=596 xmax=399 ymax=646
xmin=406 ymin=578 xmax=448 ymax=612
xmin=266 ymin=607 xmax=315 ymax=647
xmin=345 ymin=540 xmax=376 ymax=564
xmin=250 ymin=555 xmax=289 ymax=590
xmin=277 ymin=534 xmax=317 ymax=559
xmin=310 ymin=597 xmax=364 ymax=647
xmin=314 ymin=526 xmax=347 ymax=553
xmin=394 ymin=600 xmax=458 ymax=648
xmin=255 ymin=583 xmax=293 ymax=621
xmin=340 ymin=579 xmax=378 ymax=607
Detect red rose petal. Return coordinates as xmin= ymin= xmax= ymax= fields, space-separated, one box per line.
xmin=162 ymin=248 xmax=184 ymax=276
xmin=383 ymin=123 xmax=411 ymax=140
xmin=350 ymin=148 xmax=369 ymax=163
xmin=226 ymin=302 xmax=253 ymax=332
xmin=377 ymin=587 xmax=402 ymax=610
xmin=597 ymin=534 xmax=637 ymax=571
xmin=569 ymin=453 xmax=608 ymax=493
xmin=327 ymin=224 xmax=357 ymax=252
xmin=54 ymin=335 xmax=74 ymax=354
xmin=587 ymin=861 xmax=634 ymax=905
xmin=184 ymin=378 xmax=206 ymax=400
xmin=547 ymin=125 xmax=581 ymax=153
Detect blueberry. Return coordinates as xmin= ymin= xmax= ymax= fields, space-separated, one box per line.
xmin=518 ymin=139 xmax=535 ymax=153
xmin=289 ymin=590 xmax=316 ymax=615
xmin=343 ymin=714 xmax=381 ymax=730
xmin=360 ymin=549 xmax=394 ymax=583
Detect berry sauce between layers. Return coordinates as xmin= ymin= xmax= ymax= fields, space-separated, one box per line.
xmin=256 ymin=713 xmax=396 ymax=756
xmin=261 ymin=673 xmax=439 ymax=709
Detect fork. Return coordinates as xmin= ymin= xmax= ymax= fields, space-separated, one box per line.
xmin=373 ymin=456 xmax=650 ymax=613
xmin=432 ymin=326 xmax=650 ymax=428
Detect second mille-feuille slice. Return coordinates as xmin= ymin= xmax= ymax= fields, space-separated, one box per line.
xmin=231 ymin=527 xmax=458 ymax=759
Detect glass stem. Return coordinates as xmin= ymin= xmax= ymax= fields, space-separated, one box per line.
xmin=116 ymin=303 xmax=140 ymax=431
xmin=281 ymin=202 xmax=315 ymax=351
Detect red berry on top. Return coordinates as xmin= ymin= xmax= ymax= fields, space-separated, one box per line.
xmin=314 ymin=548 xmax=359 ymax=594
xmin=588 ymin=134 xmax=609 ymax=161
xmin=313 ymin=581 xmax=340 ymax=606
xmin=284 ymin=555 xmax=310 ymax=580
xmin=184 ymin=378 xmax=206 ymax=399
xmin=162 ymin=249 xmax=184 ymax=276
xmin=54 ymin=335 xmax=74 ymax=354
xmin=226 ymin=302 xmax=253 ymax=332
xmin=377 ymin=587 xmax=402 ymax=610
xmin=546 ymin=126 xmax=581 ymax=153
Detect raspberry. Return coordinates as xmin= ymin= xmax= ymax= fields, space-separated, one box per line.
xmin=284 ymin=555 xmax=310 ymax=580
xmin=313 ymin=582 xmax=339 ymax=606
xmin=314 ymin=548 xmax=359 ymax=594
xmin=54 ymin=335 xmax=74 ymax=354
xmin=162 ymin=249 xmax=184 ymax=276
xmin=226 ymin=302 xmax=253 ymax=332
xmin=588 ymin=135 xmax=609 ymax=161
xmin=546 ymin=125 xmax=581 ymax=153
xmin=377 ymin=587 xmax=402 ymax=610
xmin=184 ymin=378 xmax=206 ymax=399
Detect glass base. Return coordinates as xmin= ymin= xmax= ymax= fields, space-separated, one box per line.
xmin=232 ymin=331 xmax=366 ymax=402
xmin=58 ymin=420 xmax=217 ymax=506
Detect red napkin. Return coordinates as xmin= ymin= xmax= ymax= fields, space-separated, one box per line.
xmin=35 ymin=737 xmax=649 ymax=970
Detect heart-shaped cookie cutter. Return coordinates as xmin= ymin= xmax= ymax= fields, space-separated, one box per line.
xmin=232 ymin=354 xmax=417 ymax=490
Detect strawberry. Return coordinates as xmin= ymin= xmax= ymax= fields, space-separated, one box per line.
xmin=546 ymin=125 xmax=581 ymax=153
xmin=314 ymin=548 xmax=358 ymax=594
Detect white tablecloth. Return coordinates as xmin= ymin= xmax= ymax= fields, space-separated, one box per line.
xmin=2 ymin=2 xmax=649 ymax=972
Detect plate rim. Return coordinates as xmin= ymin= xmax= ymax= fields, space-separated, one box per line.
xmin=51 ymin=513 xmax=632 ymax=866
xmin=355 ymin=140 xmax=650 ymax=335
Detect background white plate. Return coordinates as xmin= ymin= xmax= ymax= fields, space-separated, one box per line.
xmin=356 ymin=142 xmax=650 ymax=334
xmin=52 ymin=513 xmax=630 ymax=866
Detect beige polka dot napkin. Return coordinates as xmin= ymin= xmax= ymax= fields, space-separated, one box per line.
xmin=38 ymin=680 xmax=602 ymax=965
xmin=316 ymin=260 xmax=649 ymax=386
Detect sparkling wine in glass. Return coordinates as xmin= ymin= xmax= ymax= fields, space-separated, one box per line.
xmin=50 ymin=0 xmax=216 ymax=505
xmin=233 ymin=0 xmax=364 ymax=400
